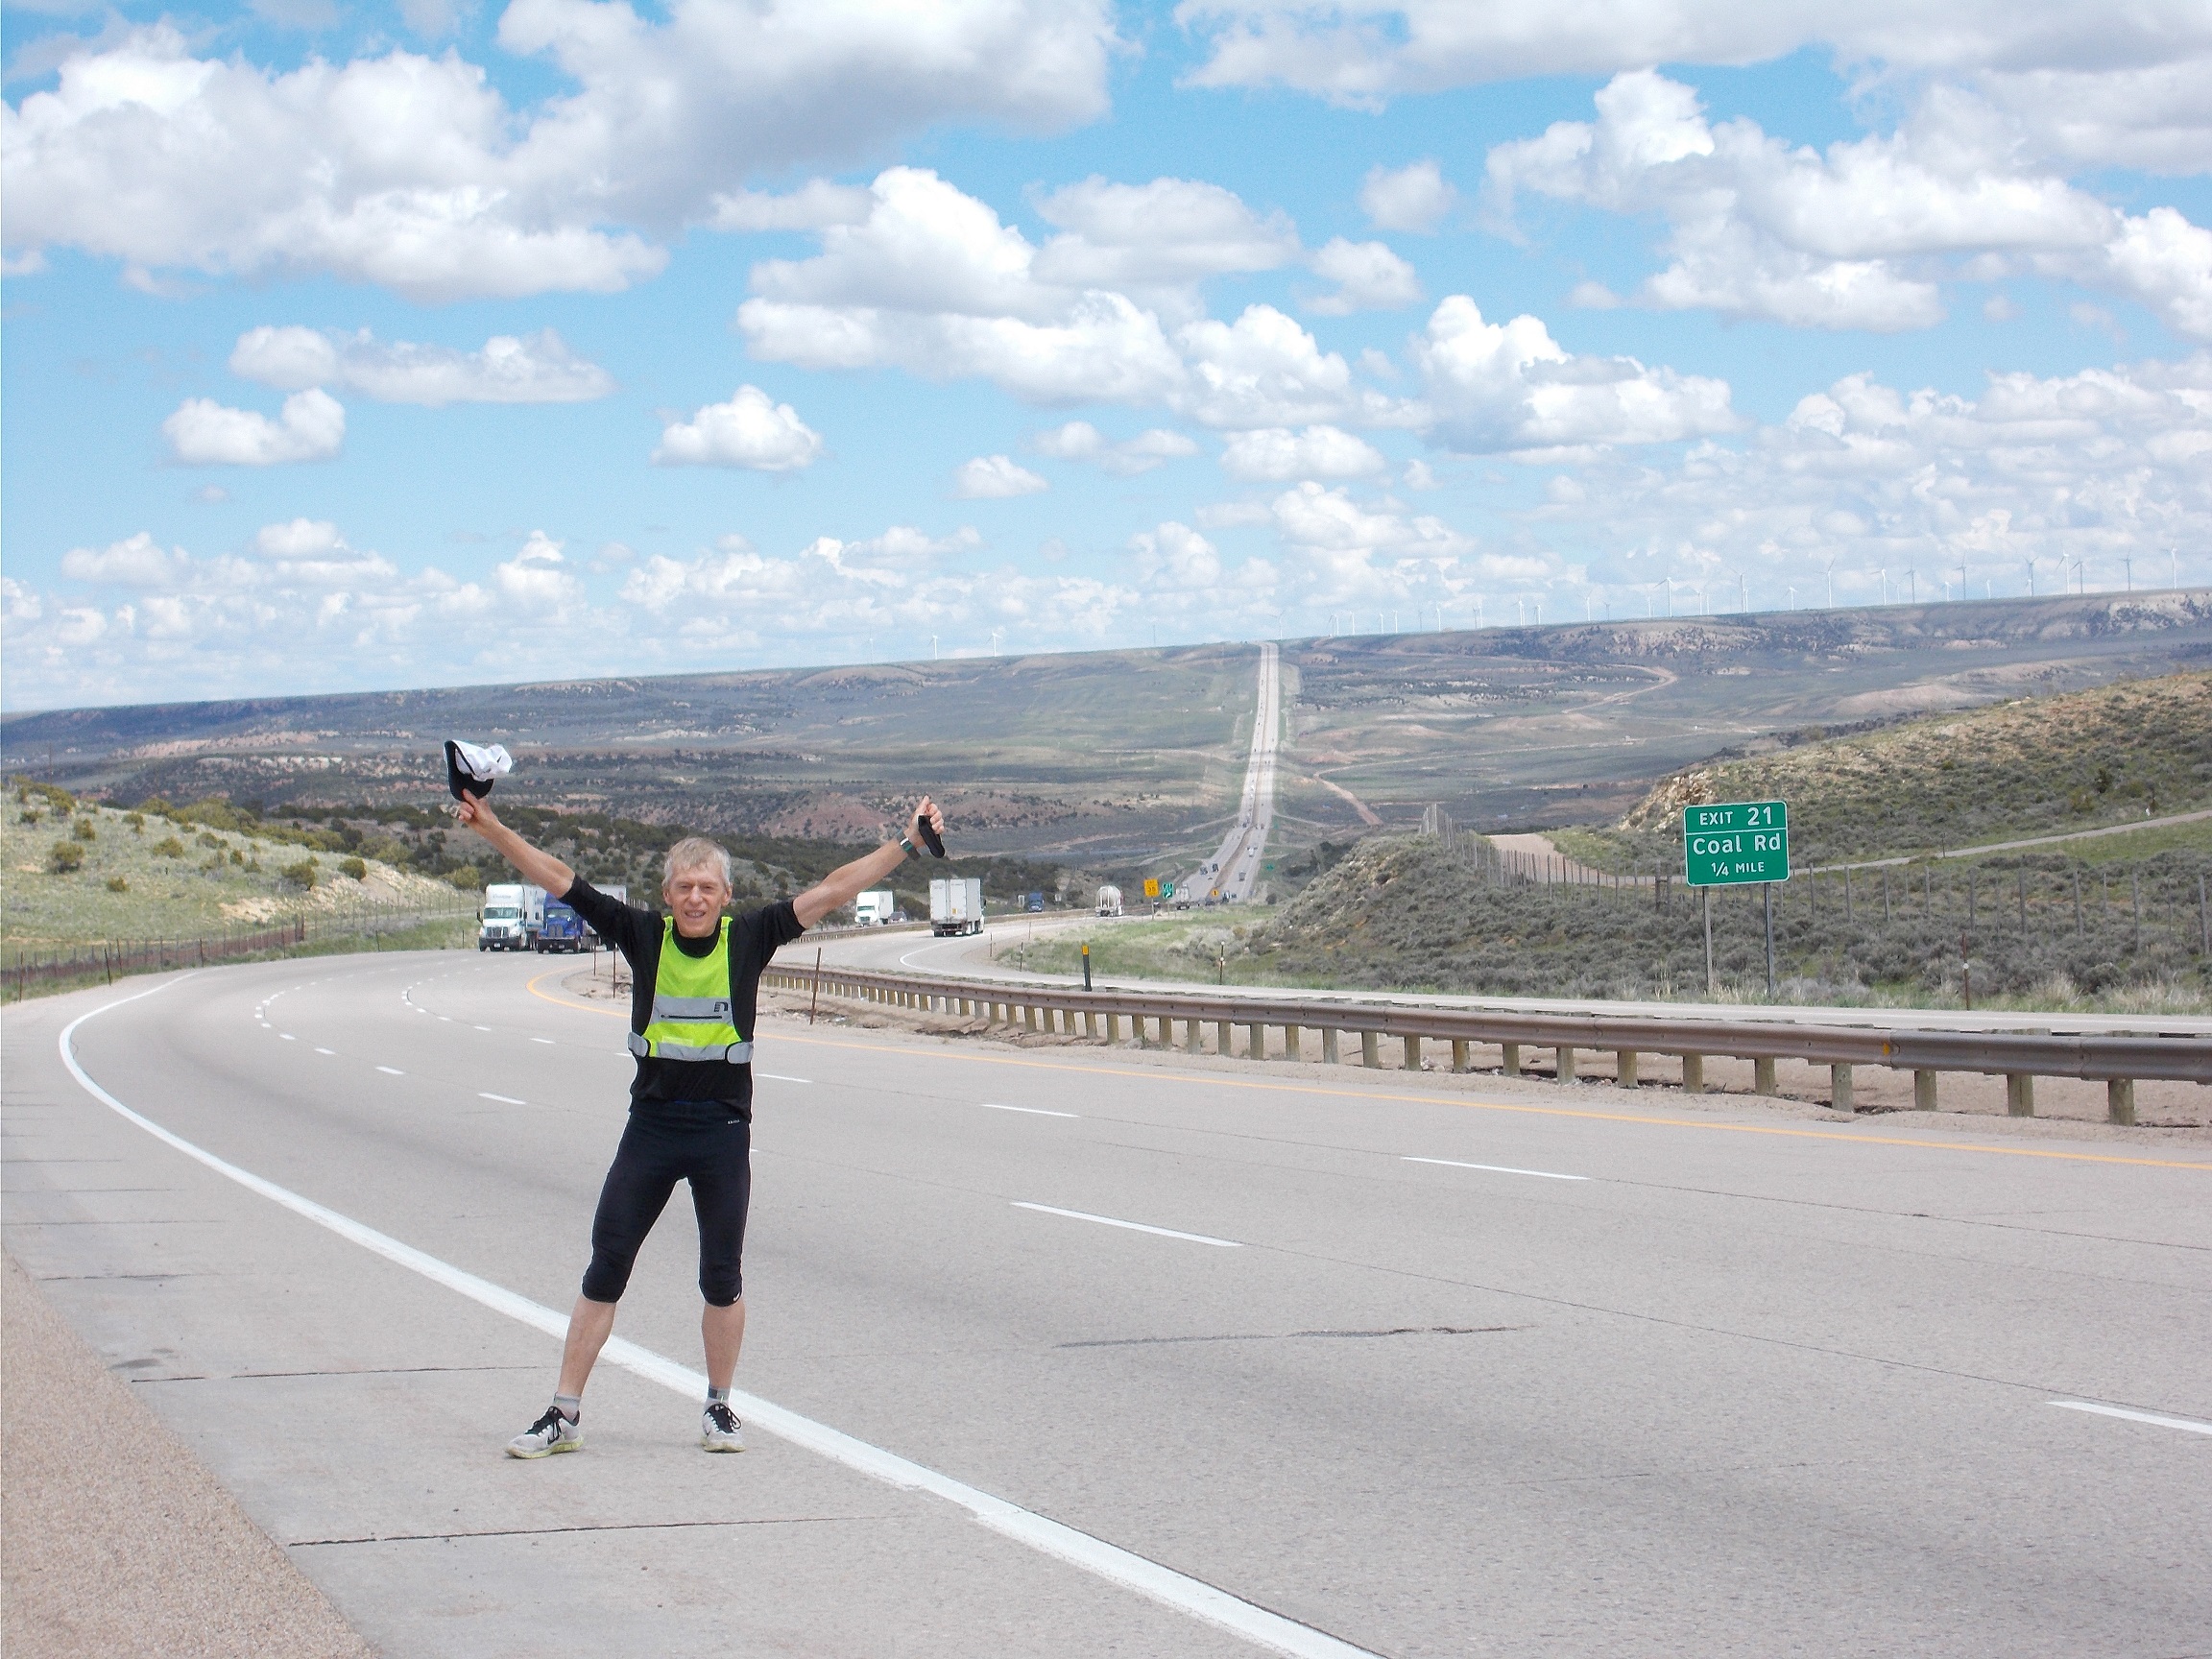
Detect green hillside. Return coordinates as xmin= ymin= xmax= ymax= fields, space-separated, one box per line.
xmin=1580 ymin=671 xmax=2212 ymax=869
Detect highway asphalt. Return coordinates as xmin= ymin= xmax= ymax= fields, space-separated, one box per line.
xmin=7 ymin=946 xmax=2210 ymax=1656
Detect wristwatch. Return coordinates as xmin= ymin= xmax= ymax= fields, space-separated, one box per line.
xmin=898 ymin=834 xmax=919 ymax=859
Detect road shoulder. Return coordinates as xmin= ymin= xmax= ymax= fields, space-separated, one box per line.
xmin=1 ymin=1251 xmax=375 ymax=1659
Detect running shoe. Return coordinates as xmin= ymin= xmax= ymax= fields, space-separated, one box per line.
xmin=506 ymin=1406 xmax=582 ymax=1458
xmin=701 ymin=1402 xmax=745 ymax=1453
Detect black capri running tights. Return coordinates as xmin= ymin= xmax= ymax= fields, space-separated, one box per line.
xmin=581 ymin=1105 xmax=751 ymax=1307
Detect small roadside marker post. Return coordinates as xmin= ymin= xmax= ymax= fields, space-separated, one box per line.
xmin=1682 ymin=801 xmax=1790 ymax=1000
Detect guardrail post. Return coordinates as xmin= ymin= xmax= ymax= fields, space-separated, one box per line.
xmin=1215 ymin=1019 xmax=1234 ymax=1056
xmin=1501 ymin=1042 xmax=1520 ymax=1077
xmin=1184 ymin=1019 xmax=1202 ymax=1055
xmin=1615 ymin=1049 xmax=1638 ymax=1088
xmin=1244 ymin=1022 xmax=1263 ymax=1059
xmin=1322 ymin=1028 xmax=1339 ymax=1065
xmin=1913 ymin=1070 xmax=1938 ymax=1111
xmin=1360 ymin=1031 xmax=1380 ymax=1069
xmin=1557 ymin=1045 xmax=1577 ymax=1084
xmin=1404 ymin=1034 xmax=1422 ymax=1070
xmin=1283 ymin=1023 xmax=1301 ymax=1061
xmin=1107 ymin=1012 xmax=1122 ymax=1044
xmin=1753 ymin=1057 xmax=1776 ymax=1095
xmin=2006 ymin=1074 xmax=2035 ymax=1117
xmin=1832 ymin=1065 xmax=1854 ymax=1113
xmin=1680 ymin=1053 xmax=1703 ymax=1094
xmin=2106 ymin=1078 xmax=2135 ymax=1126
xmin=1452 ymin=1039 xmax=1470 ymax=1073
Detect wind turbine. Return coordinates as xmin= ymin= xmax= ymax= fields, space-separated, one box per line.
xmin=1823 ymin=559 xmax=1836 ymax=609
xmin=1787 ymin=583 xmax=1796 ymax=609
xmin=1906 ymin=567 xmax=1916 ymax=604
xmin=1957 ymin=561 xmax=1968 ymax=602
xmin=2024 ymin=555 xmax=2036 ymax=596
xmin=2124 ymin=556 xmax=2133 ymax=592
xmin=2173 ymin=547 xmax=2181 ymax=588
xmin=1878 ymin=567 xmax=1888 ymax=606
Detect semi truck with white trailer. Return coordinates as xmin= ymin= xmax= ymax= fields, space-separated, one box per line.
xmin=854 ymin=889 xmax=897 ymax=926
xmin=478 ymin=882 xmax=546 ymax=950
xmin=1094 ymin=884 xmax=1123 ymax=917
xmin=930 ymin=877 xmax=985 ymax=936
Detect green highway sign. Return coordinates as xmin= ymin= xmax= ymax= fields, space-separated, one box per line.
xmin=1682 ymin=801 xmax=1791 ymax=886
xmin=1161 ymin=880 xmax=1175 ymax=898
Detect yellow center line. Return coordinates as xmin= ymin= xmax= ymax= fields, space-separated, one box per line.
xmin=521 ymin=970 xmax=2212 ymax=1172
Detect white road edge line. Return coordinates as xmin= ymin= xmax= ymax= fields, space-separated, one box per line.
xmin=478 ymin=1093 xmax=526 ymax=1105
xmin=57 ymin=981 xmax=1367 ymax=1659
xmin=983 ymin=1104 xmax=1079 ymax=1118
xmin=2050 ymin=1400 xmax=2212 ymax=1437
xmin=1013 ymin=1203 xmax=1242 ymax=1248
xmin=1402 ymin=1156 xmax=1588 ymax=1182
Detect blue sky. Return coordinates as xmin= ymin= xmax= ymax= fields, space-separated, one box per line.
xmin=5 ymin=0 xmax=2210 ymax=709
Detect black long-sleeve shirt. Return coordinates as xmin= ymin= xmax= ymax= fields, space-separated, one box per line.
xmin=561 ymin=878 xmax=805 ymax=1118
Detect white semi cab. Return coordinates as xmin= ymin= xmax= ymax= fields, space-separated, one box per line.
xmin=1094 ymin=884 xmax=1123 ymax=917
xmin=930 ymin=877 xmax=985 ymax=936
xmin=854 ymin=889 xmax=896 ymax=926
xmin=479 ymin=881 xmax=547 ymax=951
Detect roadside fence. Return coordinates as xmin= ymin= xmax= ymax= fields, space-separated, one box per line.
xmin=763 ymin=961 xmax=2210 ymax=1126
xmin=5 ymin=899 xmax=478 ymax=999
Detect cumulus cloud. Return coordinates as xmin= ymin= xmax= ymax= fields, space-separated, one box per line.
xmin=709 ymin=180 xmax=876 ymax=231
xmin=651 ymin=385 xmax=824 ymax=470
xmin=1032 ymin=175 xmax=1300 ymax=316
xmin=1219 ymin=424 xmax=1388 ymax=480
xmin=1484 ymin=70 xmax=2212 ymax=338
xmin=1304 ymin=236 xmax=1423 ymax=314
xmin=1412 ymin=294 xmax=1737 ymax=454
xmin=1175 ymin=1 xmax=2212 ymax=129
xmin=1359 ymin=159 xmax=1456 ymax=231
xmin=1176 ymin=302 xmax=1412 ymax=428
xmin=1527 ymin=351 xmax=2212 ymax=599
xmin=2 ymin=4 xmax=1119 ymax=300
xmin=162 ymin=388 xmax=346 ymax=466
xmin=1031 ymin=421 xmax=1200 ymax=474
xmin=229 ymin=326 xmax=614 ymax=406
xmin=952 ymin=454 xmax=1049 ymax=497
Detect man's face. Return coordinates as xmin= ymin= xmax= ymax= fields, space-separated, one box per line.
xmin=663 ymin=865 xmax=733 ymax=937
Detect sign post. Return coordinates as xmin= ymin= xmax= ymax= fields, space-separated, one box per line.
xmin=1682 ymin=802 xmax=1791 ymax=998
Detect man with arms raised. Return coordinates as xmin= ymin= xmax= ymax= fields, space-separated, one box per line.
xmin=455 ymin=792 xmax=946 ymax=1456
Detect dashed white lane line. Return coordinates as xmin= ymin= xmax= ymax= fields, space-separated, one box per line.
xmin=531 ymin=1038 xmax=555 ymax=1046
xmin=1402 ymin=1156 xmax=1587 ymax=1183
xmin=376 ymin=1067 xmax=405 ymax=1076
xmin=474 ymin=1025 xmax=493 ymax=1032
xmin=2050 ymin=1401 xmax=2212 ymax=1437
xmin=315 ymin=1047 xmax=336 ymax=1056
xmin=60 ymin=981 xmax=1373 ymax=1659
xmin=757 ymin=1073 xmax=812 ymax=1084
xmin=983 ymin=1103 xmax=1079 ymax=1118
xmin=280 ymin=1034 xmax=297 ymax=1042
xmin=478 ymin=1093 xmax=526 ymax=1106
xmin=1013 ymin=1203 xmax=1242 ymax=1249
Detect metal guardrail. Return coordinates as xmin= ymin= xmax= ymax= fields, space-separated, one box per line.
xmin=766 ymin=963 xmax=2210 ymax=1126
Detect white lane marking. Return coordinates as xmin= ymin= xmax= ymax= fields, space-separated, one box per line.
xmin=1013 ymin=1203 xmax=1242 ymax=1248
xmin=280 ymin=1034 xmax=297 ymax=1042
xmin=2050 ymin=1401 xmax=2212 ymax=1437
xmin=531 ymin=1038 xmax=555 ymax=1046
xmin=58 ymin=986 xmax=1372 ymax=1659
xmin=315 ymin=1047 xmax=336 ymax=1056
xmin=475 ymin=1025 xmax=493 ymax=1032
xmin=478 ymin=1093 xmax=526 ymax=1105
xmin=1402 ymin=1156 xmax=1587 ymax=1183
xmin=983 ymin=1103 xmax=1079 ymax=1118
xmin=757 ymin=1072 xmax=812 ymax=1084
xmin=376 ymin=1066 xmax=405 ymax=1076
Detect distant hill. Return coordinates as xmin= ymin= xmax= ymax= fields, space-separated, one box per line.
xmin=6 ymin=589 xmax=2209 ymax=872
xmin=1604 ymin=670 xmax=2212 ymax=865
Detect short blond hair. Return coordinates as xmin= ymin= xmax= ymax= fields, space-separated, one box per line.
xmin=661 ymin=836 xmax=733 ymax=895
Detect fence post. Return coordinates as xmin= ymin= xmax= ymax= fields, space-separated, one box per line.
xmin=2106 ymin=1078 xmax=2135 ymax=1126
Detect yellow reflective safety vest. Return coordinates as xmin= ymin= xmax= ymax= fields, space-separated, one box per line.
xmin=627 ymin=918 xmax=753 ymax=1065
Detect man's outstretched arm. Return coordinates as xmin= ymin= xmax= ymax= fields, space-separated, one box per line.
xmin=792 ymin=798 xmax=945 ymax=929
xmin=454 ymin=796 xmax=575 ymax=897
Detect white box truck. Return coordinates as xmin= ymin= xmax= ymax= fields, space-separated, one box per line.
xmin=1094 ymin=884 xmax=1123 ymax=917
xmin=479 ymin=882 xmax=546 ymax=951
xmin=930 ymin=877 xmax=984 ymax=936
xmin=854 ymin=889 xmax=897 ymax=926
